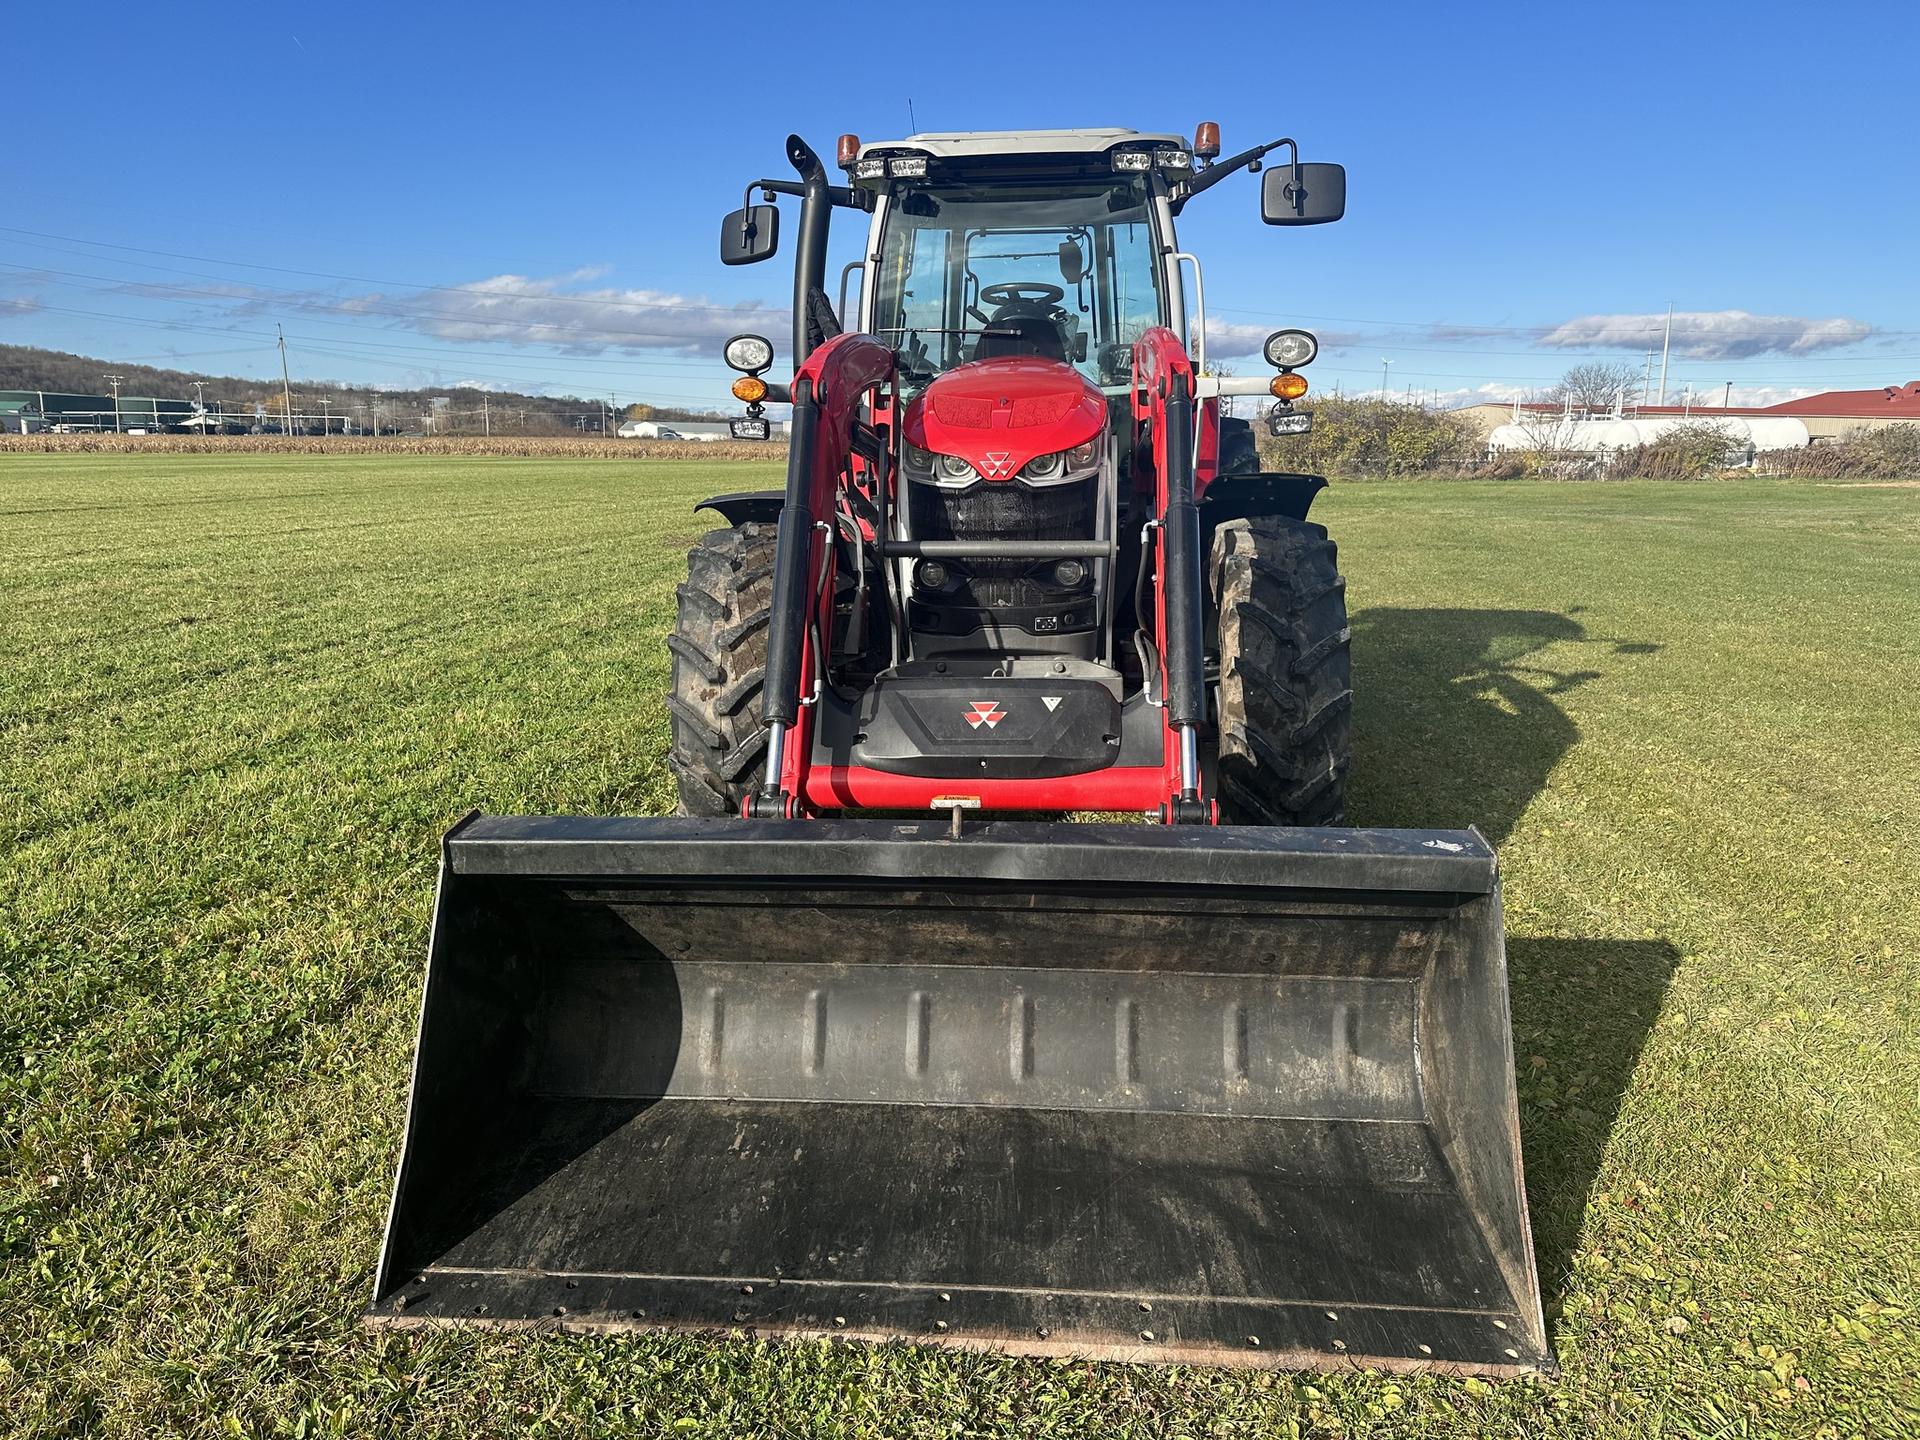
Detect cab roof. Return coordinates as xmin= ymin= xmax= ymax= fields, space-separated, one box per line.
xmin=856 ymin=129 xmax=1186 ymax=161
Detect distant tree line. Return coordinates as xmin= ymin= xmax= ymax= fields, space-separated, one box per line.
xmin=0 ymin=345 xmax=727 ymax=435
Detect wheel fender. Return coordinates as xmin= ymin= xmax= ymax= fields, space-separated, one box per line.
xmin=1198 ymin=472 xmax=1328 ymax=525
xmin=694 ymin=490 xmax=784 ymax=526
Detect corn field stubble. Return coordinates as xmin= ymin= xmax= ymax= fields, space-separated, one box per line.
xmin=1 ymin=454 xmax=1916 ymax=1438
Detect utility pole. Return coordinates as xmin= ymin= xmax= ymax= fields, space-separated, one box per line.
xmin=191 ymin=379 xmax=206 ymax=411
xmin=277 ymin=326 xmax=294 ymax=435
xmin=1640 ymin=349 xmax=1655 ymax=410
xmin=1380 ymin=358 xmax=1392 ymax=397
xmin=104 ymin=373 xmax=123 ymax=433
xmin=320 ymin=395 xmax=333 ymax=436
xmin=482 ymin=395 xmax=491 ymax=438
xmin=1657 ymin=302 xmax=1673 ymax=405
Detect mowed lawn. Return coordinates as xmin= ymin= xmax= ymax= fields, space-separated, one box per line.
xmin=2 ymin=454 xmax=1915 ymax=1439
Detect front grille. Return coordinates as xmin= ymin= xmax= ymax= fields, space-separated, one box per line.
xmin=908 ymin=476 xmax=1095 ymax=577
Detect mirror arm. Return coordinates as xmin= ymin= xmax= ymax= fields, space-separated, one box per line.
xmin=1170 ymin=137 xmax=1296 ymax=213
xmin=741 ymin=178 xmax=860 ymax=213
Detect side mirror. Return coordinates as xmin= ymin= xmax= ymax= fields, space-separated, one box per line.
xmin=1261 ymin=163 xmax=1346 ymax=226
xmin=720 ymin=204 xmax=780 ymax=265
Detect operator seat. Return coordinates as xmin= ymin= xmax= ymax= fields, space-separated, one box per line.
xmin=974 ymin=312 xmax=1069 ymax=364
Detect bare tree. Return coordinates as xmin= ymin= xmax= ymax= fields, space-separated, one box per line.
xmin=1548 ymin=362 xmax=1643 ymax=416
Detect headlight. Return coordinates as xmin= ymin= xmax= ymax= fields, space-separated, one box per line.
xmin=1023 ymin=450 xmax=1065 ymax=482
xmin=1068 ymin=439 xmax=1100 ymax=470
xmin=936 ymin=453 xmax=974 ymax=482
xmin=723 ymin=333 xmax=774 ymax=373
xmin=904 ymin=441 xmax=933 ymax=471
xmin=1263 ymin=328 xmax=1318 ymax=369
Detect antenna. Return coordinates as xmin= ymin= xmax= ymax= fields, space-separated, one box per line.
xmin=907 ymin=97 xmax=918 ymax=132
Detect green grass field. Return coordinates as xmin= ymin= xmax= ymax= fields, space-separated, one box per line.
xmin=3 ymin=454 xmax=1916 ymax=1438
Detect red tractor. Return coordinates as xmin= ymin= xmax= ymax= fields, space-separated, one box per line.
xmin=373 ymin=126 xmax=1548 ymax=1376
xmin=676 ymin=127 xmax=1348 ymax=826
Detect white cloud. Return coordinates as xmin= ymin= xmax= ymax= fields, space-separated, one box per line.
xmin=1425 ymin=381 xmax=1536 ymax=408
xmin=0 ymin=295 xmax=43 ymax=318
xmin=1540 ymin=310 xmax=1871 ymax=360
xmin=333 ymin=273 xmax=788 ymax=356
xmin=1203 ymin=318 xmax=1367 ymax=359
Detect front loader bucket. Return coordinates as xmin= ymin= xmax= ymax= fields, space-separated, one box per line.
xmin=370 ymin=817 xmax=1548 ymax=1373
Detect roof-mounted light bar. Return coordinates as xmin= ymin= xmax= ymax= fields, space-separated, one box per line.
xmin=849 ymin=152 xmax=930 ymax=182
xmin=1112 ymin=148 xmax=1193 ymax=173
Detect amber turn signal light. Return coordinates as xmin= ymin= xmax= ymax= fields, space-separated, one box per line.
xmin=1271 ymin=372 xmax=1310 ymax=400
xmin=731 ymin=376 xmax=769 ymax=404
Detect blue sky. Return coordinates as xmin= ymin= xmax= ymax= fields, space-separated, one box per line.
xmin=5 ymin=1 xmax=1916 ymax=410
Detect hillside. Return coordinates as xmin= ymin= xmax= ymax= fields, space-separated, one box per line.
xmin=0 ymin=344 xmax=726 ymax=434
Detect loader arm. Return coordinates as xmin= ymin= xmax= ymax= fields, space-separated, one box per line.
xmin=1132 ymin=327 xmax=1211 ymax=822
xmin=752 ymin=332 xmax=896 ymax=817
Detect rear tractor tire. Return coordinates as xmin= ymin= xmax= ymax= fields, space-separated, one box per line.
xmin=1210 ymin=516 xmax=1353 ymax=826
xmin=667 ymin=522 xmax=776 ymax=817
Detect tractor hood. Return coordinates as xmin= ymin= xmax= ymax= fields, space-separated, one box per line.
xmin=901 ymin=357 xmax=1105 ymax=481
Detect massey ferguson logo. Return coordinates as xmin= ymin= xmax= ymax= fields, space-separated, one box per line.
xmin=964 ymin=700 xmax=1006 ymax=729
xmin=979 ymin=452 xmax=1014 ymax=479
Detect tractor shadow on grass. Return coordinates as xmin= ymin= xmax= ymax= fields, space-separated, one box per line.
xmin=1347 ymin=606 xmax=1631 ymax=847
xmin=1347 ymin=608 xmax=1677 ymax=1312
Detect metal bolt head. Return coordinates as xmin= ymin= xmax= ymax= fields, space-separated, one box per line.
xmin=740 ymin=1284 xmax=754 ymax=1295
xmin=938 ymin=1292 xmax=951 ymax=1303
xmin=1247 ymin=1335 xmax=1261 ymax=1348
xmin=1140 ymin=1329 xmax=1155 ymax=1342
xmin=833 ymin=1316 xmax=847 ymax=1328
xmin=553 ymin=1306 xmax=567 ymax=1317
xmin=1138 ymin=1301 xmax=1152 ymax=1312
xmin=934 ymin=1319 xmax=949 ymax=1332
xmin=392 ymin=1294 xmax=409 ymax=1312
xmin=1036 ymin=1326 xmax=1050 ymax=1340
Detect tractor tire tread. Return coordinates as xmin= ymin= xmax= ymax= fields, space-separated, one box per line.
xmin=1210 ymin=515 xmax=1353 ymax=828
xmin=667 ymin=522 xmax=779 ymax=816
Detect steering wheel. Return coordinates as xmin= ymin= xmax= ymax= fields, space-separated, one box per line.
xmin=980 ymin=282 xmax=1066 ymax=309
